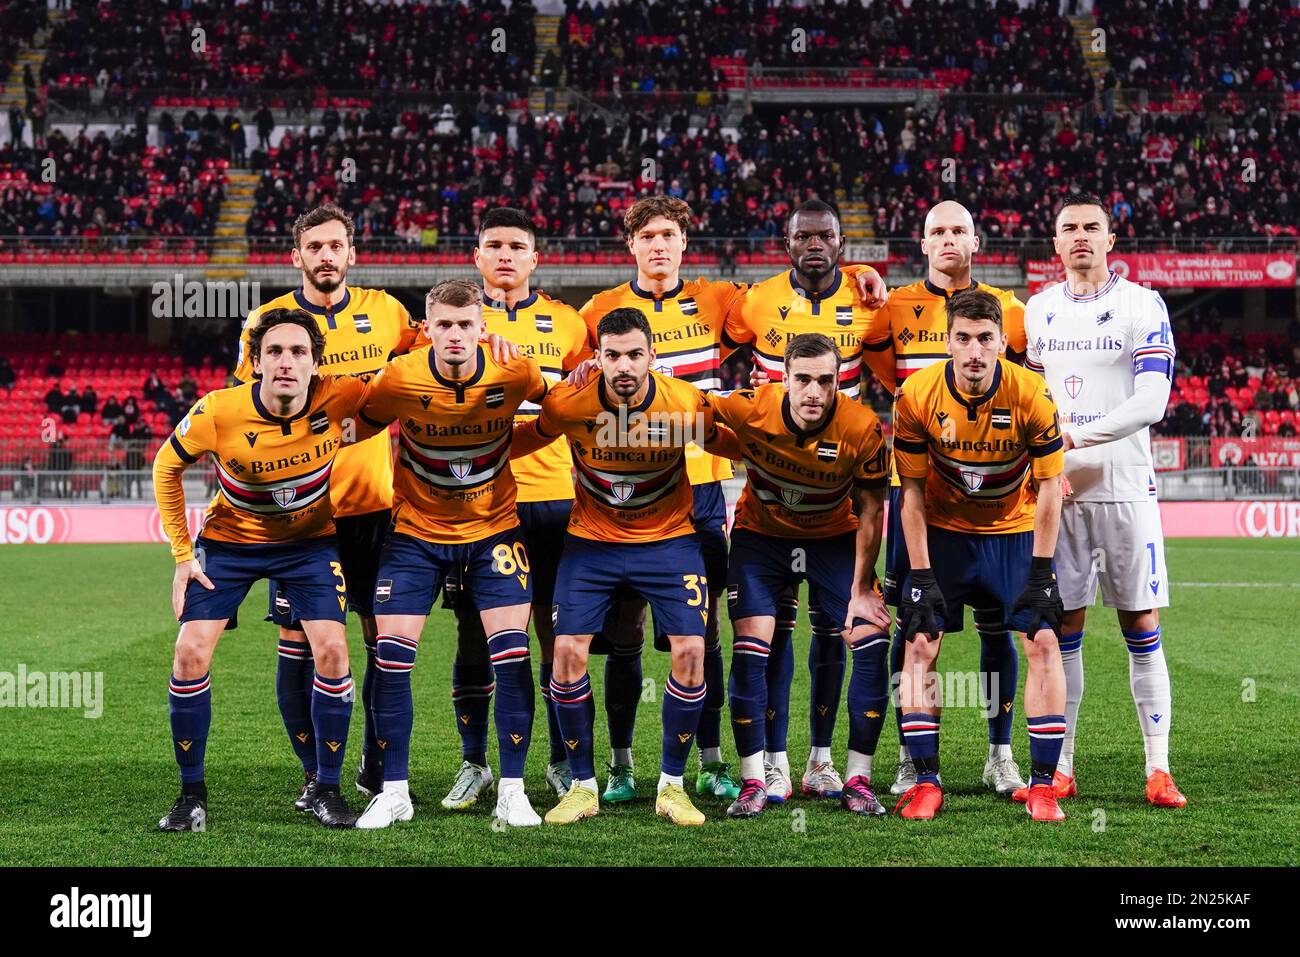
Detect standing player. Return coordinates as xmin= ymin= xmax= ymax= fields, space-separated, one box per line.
xmin=892 ymin=289 xmax=1068 ymax=822
xmin=233 ymin=204 xmax=423 ymax=811
xmin=706 ymin=333 xmax=893 ymax=818
xmin=438 ymin=208 xmax=591 ymax=809
xmin=153 ymin=309 xmax=372 ymax=830
xmin=1020 ymin=193 xmax=1186 ymax=808
xmin=511 ymin=307 xmax=731 ymax=826
xmin=350 ymin=281 xmax=550 ymax=829
xmin=723 ymin=199 xmax=886 ymax=802
xmin=861 ymin=200 xmax=1030 ymax=798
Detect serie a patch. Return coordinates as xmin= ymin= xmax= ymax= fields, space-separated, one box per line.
xmin=679 ymin=297 xmax=698 ymax=315
xmin=485 ymin=386 xmax=506 ymax=408
xmin=353 ymin=314 xmax=372 ymax=333
xmin=535 ymin=314 xmax=553 ymax=333
xmin=309 ymin=411 xmax=330 ymax=434
xmin=991 ymin=408 xmax=1012 ymax=429
xmin=817 ymin=441 xmax=839 ymax=461
xmin=835 ymin=304 xmax=854 ymax=326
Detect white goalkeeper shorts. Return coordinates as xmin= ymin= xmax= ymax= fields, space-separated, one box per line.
xmin=1055 ymin=499 xmax=1171 ymax=612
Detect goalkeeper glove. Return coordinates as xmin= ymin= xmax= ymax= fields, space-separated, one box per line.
xmin=1013 ymin=556 xmax=1064 ymax=638
xmin=899 ymin=568 xmax=947 ymax=642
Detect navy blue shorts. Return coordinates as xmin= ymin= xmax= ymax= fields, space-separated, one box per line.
xmin=445 ymin=499 xmax=572 ymax=614
xmin=727 ymin=528 xmax=863 ymax=629
xmin=903 ymin=526 xmax=1051 ymax=635
xmin=184 ymin=536 xmax=346 ymax=626
xmin=266 ymin=508 xmax=390 ymax=627
xmin=374 ymin=528 xmax=532 ymax=617
xmin=883 ymin=485 xmax=908 ymax=607
xmin=554 ymin=534 xmax=709 ymax=639
xmin=692 ymin=480 xmax=730 ymax=593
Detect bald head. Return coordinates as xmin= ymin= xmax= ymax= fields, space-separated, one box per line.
xmin=921 ymin=201 xmax=979 ymax=283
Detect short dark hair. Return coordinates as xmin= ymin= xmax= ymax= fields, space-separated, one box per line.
xmin=596 ymin=307 xmax=653 ymax=349
xmin=425 ymin=279 xmax=483 ymax=314
xmin=478 ymin=207 xmax=536 ymax=245
xmin=293 ymin=203 xmax=355 ymax=249
xmin=945 ymin=289 xmax=1003 ymax=331
xmin=1054 ymin=192 xmax=1111 ymax=232
xmin=788 ymin=198 xmax=840 ymax=231
xmin=248 ymin=308 xmax=326 ymax=367
xmin=784 ymin=332 xmax=841 ymax=369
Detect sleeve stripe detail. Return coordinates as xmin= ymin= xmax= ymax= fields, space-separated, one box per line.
xmin=862 ymin=338 xmax=893 ymax=352
xmin=358 ymin=409 xmax=387 ymax=429
xmin=535 ymin=420 xmax=558 ymax=439
xmin=169 ymin=434 xmax=199 ymax=464
xmin=1025 ymin=358 xmax=1045 ymax=372
xmin=1029 ymin=437 xmax=1064 ymax=457
xmin=892 ymin=437 xmax=928 ymax=454
xmin=721 ymin=329 xmax=743 ymax=349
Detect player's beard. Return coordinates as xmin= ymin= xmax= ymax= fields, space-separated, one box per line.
xmin=306 ymin=263 xmax=348 ymax=295
xmin=609 ymin=373 xmax=641 ymax=398
xmin=795 ymin=253 xmax=833 ymax=285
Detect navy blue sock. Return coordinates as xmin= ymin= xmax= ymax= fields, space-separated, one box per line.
xmin=901 ymin=711 xmax=940 ymax=784
xmin=1027 ymin=714 xmax=1067 ymax=786
xmin=699 ymin=638 xmax=724 ymax=753
xmin=451 ymin=661 xmax=493 ymax=766
xmin=765 ymin=598 xmax=796 ymax=752
xmin=168 ymin=673 xmax=211 ymax=787
xmin=661 ymin=674 xmax=707 ymax=776
xmin=374 ymin=633 xmax=418 ymax=781
xmin=539 ymin=660 xmax=566 ymax=764
xmin=276 ymin=639 xmax=316 ymax=773
xmin=550 ymin=674 xmax=596 ymax=781
xmin=488 ymin=629 xmax=534 ymax=779
xmin=604 ymin=641 xmax=643 ymax=751
xmin=808 ymin=615 xmax=846 ymax=748
xmin=975 ymin=609 xmax=1016 ymax=746
xmin=728 ymin=635 xmax=770 ymax=761
xmin=310 ymin=671 xmax=354 ymax=787
xmin=360 ymin=635 xmax=382 ymax=769
xmin=847 ymin=632 xmax=890 ymax=760
xmin=890 ymin=625 xmax=907 ymax=746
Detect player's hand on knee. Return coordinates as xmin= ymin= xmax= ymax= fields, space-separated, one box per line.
xmin=899 ymin=568 xmax=945 ymax=642
xmin=844 ymin=587 xmax=890 ymax=637
xmin=1013 ymin=557 xmax=1064 ymax=639
xmin=172 ymin=559 xmax=214 ymax=620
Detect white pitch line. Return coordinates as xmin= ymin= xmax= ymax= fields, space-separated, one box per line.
xmin=1175 ymin=581 xmax=1300 ymax=588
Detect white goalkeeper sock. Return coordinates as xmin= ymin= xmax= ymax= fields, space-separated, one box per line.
xmin=1057 ymin=629 xmax=1085 ymax=777
xmin=1125 ymin=628 xmax=1172 ymax=777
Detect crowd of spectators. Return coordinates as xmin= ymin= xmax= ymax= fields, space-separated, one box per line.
xmin=43 ymin=0 xmax=536 ymax=111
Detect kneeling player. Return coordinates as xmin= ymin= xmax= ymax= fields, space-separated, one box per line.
xmin=153 ymin=309 xmax=373 ymax=831
xmin=351 ymin=280 xmax=549 ymax=829
xmin=707 ymin=333 xmax=893 ymax=818
xmin=892 ymin=290 xmax=1068 ymax=822
xmin=511 ymin=307 xmax=730 ymax=826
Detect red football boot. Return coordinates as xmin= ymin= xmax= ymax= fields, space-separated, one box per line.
xmin=894 ymin=782 xmax=944 ymax=820
xmin=1145 ymin=770 xmax=1187 ymax=808
xmin=1025 ymin=783 xmax=1066 ymax=822
xmin=1012 ymin=770 xmax=1076 ymax=803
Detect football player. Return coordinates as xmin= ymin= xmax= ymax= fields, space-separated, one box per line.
xmin=892 ymin=289 xmax=1068 ymax=822
xmin=1021 ymin=193 xmax=1186 ymax=809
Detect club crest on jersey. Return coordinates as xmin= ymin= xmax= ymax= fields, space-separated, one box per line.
xmin=272 ymin=487 xmax=297 ymax=508
xmin=835 ymin=305 xmax=853 ymax=326
xmin=1095 ymin=310 xmax=1113 ymax=326
xmin=535 ymin=314 xmax=553 ymax=333
xmin=960 ymin=470 xmax=985 ymax=491
xmin=485 ymin=387 xmax=505 ymax=408
xmin=244 ymin=430 xmax=258 ymax=448
xmin=449 ymin=457 xmax=473 ymax=480
xmin=781 ymin=487 xmax=805 ymax=507
xmin=375 ymin=580 xmax=392 ymax=604
xmin=817 ymin=441 xmax=838 ymax=462
xmin=309 ymin=411 xmax=329 ymax=434
xmin=353 ymin=314 xmax=371 ymax=334
xmin=655 ymin=364 xmax=674 ymax=377
xmin=1065 ymin=374 xmax=1083 ymax=399
xmin=991 ymin=408 xmax=1012 ymax=429
xmin=610 ymin=480 xmax=636 ymax=503
xmin=679 ymin=297 xmax=698 ymax=315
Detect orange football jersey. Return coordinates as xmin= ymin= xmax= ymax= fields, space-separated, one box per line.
xmin=707 ymin=383 xmax=890 ymax=538
xmin=153 ymin=375 xmax=371 ymax=562
xmin=892 ymin=358 xmax=1063 ymax=534
xmin=359 ymin=346 xmax=548 ymax=545
xmin=233 ymin=286 xmax=423 ymax=517
xmin=528 ymin=371 xmax=718 ymax=543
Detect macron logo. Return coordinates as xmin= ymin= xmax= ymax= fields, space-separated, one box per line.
xmin=50 ymin=887 xmax=151 ymax=937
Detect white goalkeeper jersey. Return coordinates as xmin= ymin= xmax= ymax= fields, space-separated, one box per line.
xmin=1024 ymin=271 xmax=1175 ymax=503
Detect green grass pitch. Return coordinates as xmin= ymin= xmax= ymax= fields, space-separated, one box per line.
xmin=0 ymin=539 xmax=1295 ymax=867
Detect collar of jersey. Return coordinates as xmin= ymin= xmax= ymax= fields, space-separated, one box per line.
xmin=781 ymin=393 xmax=836 ymax=443
xmin=944 ymin=359 xmax=1002 ymax=412
xmin=1064 ymin=271 xmax=1118 ymax=302
xmin=251 ymin=376 xmax=317 ymax=425
xmin=599 ymin=373 xmax=656 ymax=415
xmin=631 ymin=278 xmax=684 ymax=301
xmin=923 ymin=278 xmax=979 ymax=300
xmin=293 ymin=287 xmax=351 ymax=316
xmin=485 ymin=289 xmax=538 ymax=314
xmin=428 ymin=345 xmax=486 ymax=390
xmin=788 ymin=267 xmax=842 ymax=300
